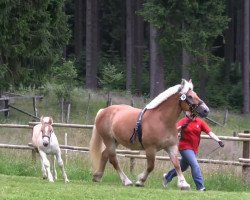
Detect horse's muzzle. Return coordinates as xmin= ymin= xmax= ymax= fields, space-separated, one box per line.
xmin=195 ymin=102 xmax=209 ymax=118
xmin=43 ymin=141 xmax=49 ymax=147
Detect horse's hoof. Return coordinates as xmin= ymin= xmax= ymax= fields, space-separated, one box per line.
xmin=180 ymin=186 xmax=191 ymax=191
xmin=124 ymin=182 xmax=133 ymax=186
xmin=135 ymin=181 xmax=144 ymax=187
xmin=92 ymin=177 xmax=101 ymax=182
xmin=65 ymin=179 xmax=69 ymax=183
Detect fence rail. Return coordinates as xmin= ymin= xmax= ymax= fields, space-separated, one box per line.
xmin=0 ymin=122 xmax=250 ymax=183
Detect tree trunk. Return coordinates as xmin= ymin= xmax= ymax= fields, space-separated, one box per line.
xmin=224 ymin=0 xmax=234 ymax=83
xmin=181 ymin=48 xmax=190 ymax=79
xmin=242 ymin=0 xmax=250 ymax=113
xmin=86 ymin=0 xmax=99 ymax=90
xmin=74 ymin=0 xmax=85 ymax=58
xmin=149 ymin=25 xmax=165 ymax=98
xmin=126 ymin=0 xmax=135 ymax=92
xmin=134 ymin=0 xmax=144 ymax=95
xmin=236 ymin=7 xmax=243 ymax=65
xmin=121 ymin=0 xmax=126 ymax=64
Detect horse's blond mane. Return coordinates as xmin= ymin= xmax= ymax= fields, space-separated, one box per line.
xmin=145 ymin=85 xmax=180 ymax=109
xmin=145 ymin=79 xmax=193 ymax=109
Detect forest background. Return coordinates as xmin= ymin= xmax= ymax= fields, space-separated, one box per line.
xmin=0 ymin=0 xmax=249 ymax=113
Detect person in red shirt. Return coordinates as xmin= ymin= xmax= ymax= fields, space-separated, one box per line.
xmin=163 ymin=111 xmax=224 ymax=191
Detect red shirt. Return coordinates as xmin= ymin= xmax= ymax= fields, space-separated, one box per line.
xmin=177 ymin=116 xmax=211 ymax=154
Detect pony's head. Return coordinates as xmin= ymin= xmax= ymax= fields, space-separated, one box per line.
xmin=40 ymin=116 xmax=54 ymax=147
xmin=179 ymin=79 xmax=209 ymax=118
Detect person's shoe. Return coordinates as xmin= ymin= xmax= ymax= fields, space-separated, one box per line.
xmin=198 ymin=187 xmax=206 ymax=191
xmin=162 ymin=173 xmax=169 ymax=188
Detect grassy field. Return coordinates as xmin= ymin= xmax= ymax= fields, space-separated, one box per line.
xmin=1 ymin=174 xmax=250 ymax=200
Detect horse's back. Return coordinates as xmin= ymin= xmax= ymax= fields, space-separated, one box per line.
xmin=95 ymin=105 xmax=139 ymax=129
xmin=95 ymin=105 xmax=141 ymax=148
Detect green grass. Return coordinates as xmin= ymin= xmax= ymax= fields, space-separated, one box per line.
xmin=0 ymin=174 xmax=250 ymax=200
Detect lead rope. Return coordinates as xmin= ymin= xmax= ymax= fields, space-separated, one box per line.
xmin=180 ymin=116 xmax=192 ymax=139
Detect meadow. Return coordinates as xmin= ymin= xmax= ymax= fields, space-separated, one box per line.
xmin=0 ymin=87 xmax=250 ymax=199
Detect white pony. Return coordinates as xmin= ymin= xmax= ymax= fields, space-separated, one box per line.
xmin=32 ymin=116 xmax=69 ymax=183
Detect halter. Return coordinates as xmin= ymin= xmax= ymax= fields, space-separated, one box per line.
xmin=179 ymin=92 xmax=204 ymax=116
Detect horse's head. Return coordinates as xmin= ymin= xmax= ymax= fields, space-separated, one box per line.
xmin=179 ymin=79 xmax=209 ymax=118
xmin=40 ymin=116 xmax=54 ymax=147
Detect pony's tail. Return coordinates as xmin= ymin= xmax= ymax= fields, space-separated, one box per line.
xmin=89 ymin=109 xmax=105 ymax=173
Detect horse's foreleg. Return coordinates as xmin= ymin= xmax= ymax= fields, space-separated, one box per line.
xmin=39 ymin=156 xmax=47 ymax=179
xmin=108 ymin=147 xmax=133 ymax=186
xmin=51 ymin=155 xmax=57 ymax=181
xmin=56 ymin=150 xmax=69 ymax=183
xmin=167 ymin=145 xmax=190 ymax=190
xmin=39 ymin=151 xmax=54 ymax=182
xmin=135 ymin=148 xmax=156 ymax=187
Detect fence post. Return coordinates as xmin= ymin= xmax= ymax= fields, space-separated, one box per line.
xmin=64 ymin=133 xmax=68 ymax=165
xmin=4 ymin=99 xmax=9 ymax=117
xmin=32 ymin=97 xmax=37 ymax=119
xmin=32 ymin=149 xmax=36 ymax=163
xmin=242 ymin=130 xmax=250 ymax=183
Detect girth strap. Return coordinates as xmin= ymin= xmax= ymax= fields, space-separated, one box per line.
xmin=130 ymin=108 xmax=147 ymax=149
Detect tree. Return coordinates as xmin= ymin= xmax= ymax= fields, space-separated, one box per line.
xmin=74 ymin=0 xmax=85 ymax=58
xmin=126 ymin=0 xmax=135 ymax=92
xmin=242 ymin=0 xmax=250 ymax=113
xmin=0 ymin=0 xmax=70 ymax=89
xmin=134 ymin=0 xmax=145 ymax=95
xmin=149 ymin=25 xmax=165 ymax=98
xmin=140 ymin=0 xmax=229 ymax=100
xmin=86 ymin=0 xmax=99 ymax=90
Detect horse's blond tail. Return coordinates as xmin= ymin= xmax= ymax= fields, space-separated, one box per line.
xmin=89 ymin=109 xmax=105 ymax=173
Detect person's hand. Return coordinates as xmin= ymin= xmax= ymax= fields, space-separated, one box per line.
xmin=218 ymin=140 xmax=224 ymax=147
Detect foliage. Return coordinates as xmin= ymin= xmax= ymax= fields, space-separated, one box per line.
xmin=50 ymin=60 xmax=77 ymax=102
xmin=99 ymin=54 xmax=125 ymax=91
xmin=0 ymin=64 xmax=9 ymax=93
xmin=0 ymin=0 xmax=70 ymax=89
xmin=100 ymin=63 xmax=124 ymax=91
xmin=139 ymin=0 xmax=231 ymax=105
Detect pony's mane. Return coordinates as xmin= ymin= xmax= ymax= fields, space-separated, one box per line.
xmin=145 ymin=84 xmax=180 ymax=109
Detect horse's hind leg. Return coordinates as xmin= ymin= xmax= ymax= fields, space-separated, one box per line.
xmin=107 ymin=143 xmax=133 ymax=186
xmin=166 ymin=145 xmax=190 ymax=190
xmin=135 ymin=147 xmax=156 ymax=187
xmin=93 ymin=147 xmax=109 ymax=182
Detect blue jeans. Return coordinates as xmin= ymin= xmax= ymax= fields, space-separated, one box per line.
xmin=165 ymin=149 xmax=204 ymax=190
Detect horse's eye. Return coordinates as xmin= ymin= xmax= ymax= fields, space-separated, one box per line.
xmin=187 ymin=95 xmax=192 ymax=99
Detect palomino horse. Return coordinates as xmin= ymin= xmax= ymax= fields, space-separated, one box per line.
xmin=32 ymin=116 xmax=69 ymax=183
xmin=89 ymin=79 xmax=209 ymax=189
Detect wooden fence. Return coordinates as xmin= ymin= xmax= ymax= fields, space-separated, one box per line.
xmin=0 ymin=122 xmax=250 ymax=183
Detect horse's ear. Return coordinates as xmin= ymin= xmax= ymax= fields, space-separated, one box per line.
xmin=40 ymin=116 xmax=44 ymax=123
xmin=188 ymin=79 xmax=192 ymax=83
xmin=49 ymin=117 xmax=53 ymax=125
